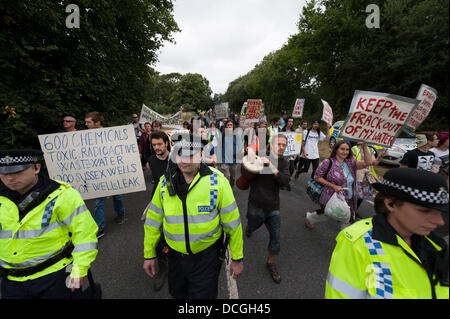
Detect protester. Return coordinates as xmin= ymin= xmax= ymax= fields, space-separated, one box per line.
xmin=399 ymin=132 xmax=439 ymax=172
xmin=62 ymin=115 xmax=77 ymax=132
xmin=206 ymin=121 xmax=221 ymax=147
xmin=430 ymin=131 xmax=449 ymax=174
xmin=298 ymin=120 xmax=331 ymax=178
xmin=85 ymin=112 xmax=126 ymax=238
xmin=279 ymin=110 xmax=288 ymax=130
xmin=151 ymin=120 xmax=162 ymax=133
xmin=245 ymin=134 xmax=290 ymax=284
xmin=325 ymin=168 xmax=449 ymax=299
xmin=268 ymin=117 xmax=280 ymax=143
xmin=216 ymin=119 xmax=244 ymax=188
xmin=294 ymin=120 xmax=309 ymax=179
xmin=138 ymin=122 xmax=152 ymax=167
xmin=0 ymin=149 xmax=98 ymax=298
xmin=281 ymin=116 xmax=296 ymax=191
xmin=351 ymin=142 xmax=386 ymax=210
xmin=131 ymin=113 xmax=145 ymax=142
xmin=182 ymin=120 xmax=191 ymax=131
xmin=305 ymin=141 xmax=372 ymax=229
xmin=143 ymin=133 xmax=244 ymax=299
xmin=195 ymin=125 xmax=217 ymax=167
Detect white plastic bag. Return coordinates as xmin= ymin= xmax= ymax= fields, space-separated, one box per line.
xmin=324 ymin=191 xmax=351 ymax=222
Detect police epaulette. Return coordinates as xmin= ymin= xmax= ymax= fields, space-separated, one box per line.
xmin=340 ymin=218 xmax=373 ymax=243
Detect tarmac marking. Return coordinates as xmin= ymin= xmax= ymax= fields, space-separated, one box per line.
xmin=225 ymin=246 xmax=239 ymax=299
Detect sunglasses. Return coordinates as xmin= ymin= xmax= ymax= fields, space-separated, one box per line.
xmin=63 ymin=120 xmax=75 ymax=123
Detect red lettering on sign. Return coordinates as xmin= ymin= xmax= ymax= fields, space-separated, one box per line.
xmin=356 ymin=98 xmax=367 ymax=111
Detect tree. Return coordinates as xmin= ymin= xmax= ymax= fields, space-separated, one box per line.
xmin=0 ymin=0 xmax=179 ymax=148
xmin=169 ymin=73 xmax=213 ymax=112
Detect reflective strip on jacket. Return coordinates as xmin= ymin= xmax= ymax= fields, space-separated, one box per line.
xmin=144 ymin=166 xmax=243 ymax=260
xmin=0 ymin=181 xmax=98 ymax=281
xmin=326 ymin=217 xmax=449 ymax=299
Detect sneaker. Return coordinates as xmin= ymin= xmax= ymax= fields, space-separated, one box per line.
xmin=115 ymin=214 xmax=126 ymax=224
xmin=305 ymin=212 xmax=314 ymax=229
xmin=97 ymin=229 xmax=105 ymax=239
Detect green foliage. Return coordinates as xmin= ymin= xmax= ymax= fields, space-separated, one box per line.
xmin=0 ymin=0 xmax=179 ymax=148
xmin=224 ymin=0 xmax=449 ymax=130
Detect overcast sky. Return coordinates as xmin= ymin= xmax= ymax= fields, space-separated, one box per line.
xmin=154 ymin=0 xmax=306 ymax=95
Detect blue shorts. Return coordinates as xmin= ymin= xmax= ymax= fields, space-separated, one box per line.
xmin=246 ymin=202 xmax=281 ymax=253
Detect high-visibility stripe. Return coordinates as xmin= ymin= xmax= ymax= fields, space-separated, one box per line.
xmin=222 ymin=217 xmax=241 ymax=230
xmin=0 ymin=244 xmax=70 ymax=268
xmin=220 ymin=201 xmax=238 ymax=215
xmin=326 ymin=272 xmax=373 ymax=299
xmin=164 ymin=224 xmax=220 ymax=243
xmin=145 ymin=218 xmax=162 ymax=229
xmin=148 ymin=202 xmax=164 ymax=216
xmin=164 ymin=210 xmax=219 ymax=225
xmin=12 ymin=204 xmax=88 ymax=240
xmin=73 ymin=242 xmax=97 ymax=253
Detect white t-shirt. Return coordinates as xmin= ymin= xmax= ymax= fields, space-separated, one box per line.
xmin=302 ymin=129 xmax=326 ymax=159
xmin=430 ymin=147 xmax=449 ymax=171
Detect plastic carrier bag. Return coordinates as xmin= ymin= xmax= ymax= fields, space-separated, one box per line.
xmin=324 ymin=191 xmax=351 ymax=222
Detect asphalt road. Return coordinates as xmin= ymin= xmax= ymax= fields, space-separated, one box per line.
xmin=85 ymin=165 xmax=448 ymax=300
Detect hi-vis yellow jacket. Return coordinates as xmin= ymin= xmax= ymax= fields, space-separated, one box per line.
xmin=0 ymin=181 xmax=98 ymax=281
xmin=144 ymin=165 xmax=243 ymax=260
xmin=326 ymin=215 xmax=449 ymax=299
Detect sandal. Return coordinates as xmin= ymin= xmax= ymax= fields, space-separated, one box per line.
xmin=266 ymin=262 xmax=282 ymax=284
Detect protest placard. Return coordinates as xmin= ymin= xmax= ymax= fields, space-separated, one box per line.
xmin=38 ymin=125 xmax=146 ymax=200
xmin=139 ymin=104 xmax=182 ymax=127
xmin=340 ymin=90 xmax=419 ymax=147
xmin=292 ymin=99 xmax=305 ymax=118
xmin=404 ymin=84 xmax=437 ymax=132
xmin=245 ymin=99 xmax=262 ymax=123
xmin=321 ymin=99 xmax=333 ymax=126
xmin=214 ymin=102 xmax=229 ymax=119
xmin=282 ymin=132 xmax=303 ymax=156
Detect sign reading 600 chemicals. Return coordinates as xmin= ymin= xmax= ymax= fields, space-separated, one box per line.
xmin=38 ymin=125 xmax=146 ymax=200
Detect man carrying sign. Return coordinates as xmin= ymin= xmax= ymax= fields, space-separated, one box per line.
xmin=85 ymin=112 xmax=126 ymax=238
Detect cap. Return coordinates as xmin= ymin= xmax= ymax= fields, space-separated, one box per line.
xmin=415 ymin=134 xmax=427 ymax=148
xmin=171 ymin=133 xmax=208 ymax=157
xmin=0 ymin=149 xmax=42 ymax=174
xmin=372 ymin=168 xmax=449 ymax=214
xmin=312 ymin=120 xmax=320 ymax=125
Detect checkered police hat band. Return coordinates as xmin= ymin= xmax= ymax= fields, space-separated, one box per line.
xmin=381 ymin=179 xmax=449 ymax=205
xmin=0 ymin=155 xmax=37 ymax=166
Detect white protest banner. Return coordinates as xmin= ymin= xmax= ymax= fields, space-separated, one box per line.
xmin=292 ymin=99 xmax=305 ymax=118
xmin=282 ymin=132 xmax=303 ymax=156
xmin=38 ymin=125 xmax=146 ymax=200
xmin=245 ymin=99 xmax=262 ymax=123
xmin=404 ymin=84 xmax=437 ymax=131
xmin=139 ymin=104 xmax=182 ymax=127
xmin=340 ymin=90 xmax=419 ymax=148
xmin=321 ymin=99 xmax=333 ymax=126
xmin=214 ymin=102 xmax=229 ymax=119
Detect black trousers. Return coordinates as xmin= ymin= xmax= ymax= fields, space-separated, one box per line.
xmin=1 ymin=268 xmax=71 ymax=299
xmin=168 ymin=244 xmax=223 ymax=299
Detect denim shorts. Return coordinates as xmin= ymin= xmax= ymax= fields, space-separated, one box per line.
xmin=246 ymin=202 xmax=281 ymax=253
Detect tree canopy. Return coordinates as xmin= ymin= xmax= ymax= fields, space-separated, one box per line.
xmin=223 ymin=0 xmax=449 ymax=130
xmin=1 ymin=0 xmax=179 ymax=148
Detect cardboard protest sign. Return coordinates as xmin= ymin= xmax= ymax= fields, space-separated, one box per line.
xmin=214 ymin=102 xmax=229 ymax=119
xmin=245 ymin=99 xmax=262 ymax=123
xmin=282 ymin=132 xmax=303 ymax=156
xmin=340 ymin=90 xmax=419 ymax=148
xmin=321 ymin=99 xmax=333 ymax=126
xmin=404 ymin=84 xmax=437 ymax=131
xmin=38 ymin=125 xmax=146 ymax=200
xmin=292 ymin=99 xmax=305 ymax=118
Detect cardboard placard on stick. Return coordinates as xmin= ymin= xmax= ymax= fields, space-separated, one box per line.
xmin=245 ymin=99 xmax=262 ymax=123
xmin=340 ymin=90 xmax=419 ymax=148
xmin=404 ymin=84 xmax=437 ymax=132
xmin=321 ymin=99 xmax=333 ymax=126
xmin=292 ymin=99 xmax=305 ymax=118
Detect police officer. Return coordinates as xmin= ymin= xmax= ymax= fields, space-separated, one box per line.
xmin=326 ymin=168 xmax=449 ymax=299
xmin=0 ymin=149 xmax=98 ymax=298
xmin=143 ymin=133 xmax=244 ymax=299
